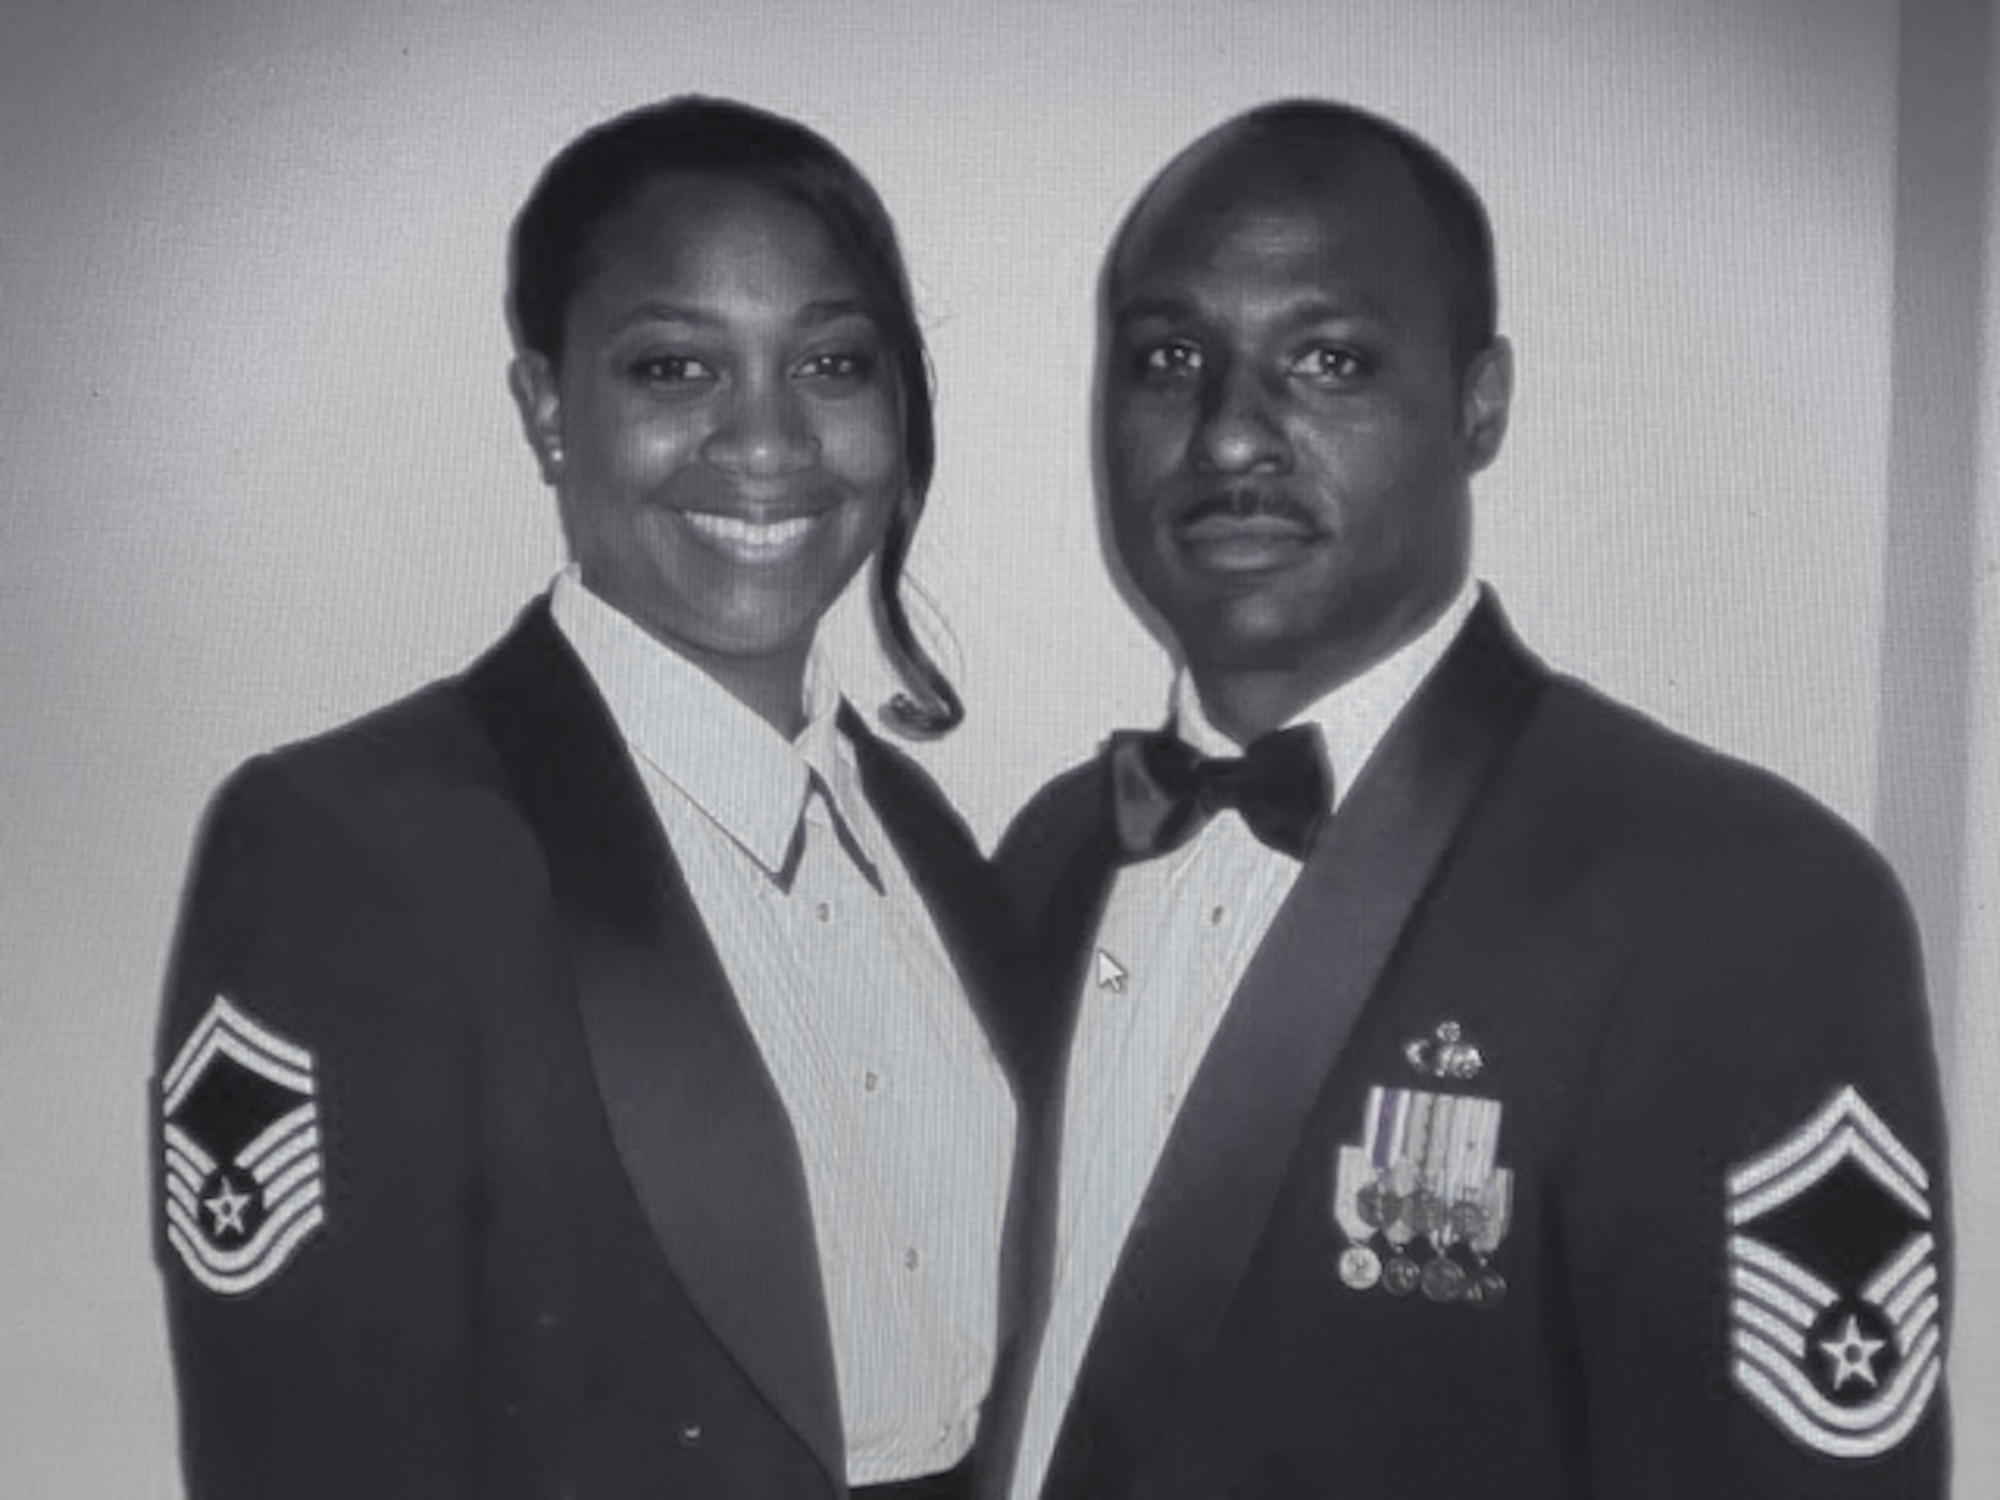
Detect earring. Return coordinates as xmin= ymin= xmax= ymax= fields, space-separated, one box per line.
xmin=545 ymin=442 xmax=565 ymax=473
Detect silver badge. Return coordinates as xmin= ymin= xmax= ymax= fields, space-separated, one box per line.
xmin=1725 ymin=1086 xmax=1942 ymax=1459
xmin=160 ymin=995 xmax=326 ymax=1296
xmin=1405 ymin=1020 xmax=1485 ymax=1082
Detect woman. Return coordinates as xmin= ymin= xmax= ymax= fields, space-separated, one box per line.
xmin=155 ymin=98 xmax=1025 ymax=1500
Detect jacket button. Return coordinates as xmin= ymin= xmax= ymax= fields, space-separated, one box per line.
xmin=677 ymin=1421 xmax=703 ymax=1448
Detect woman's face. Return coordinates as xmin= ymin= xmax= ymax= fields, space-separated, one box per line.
xmin=514 ymin=172 xmax=905 ymax=686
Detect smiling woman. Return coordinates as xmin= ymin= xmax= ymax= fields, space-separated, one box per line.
xmin=511 ymin=173 xmax=908 ymax=735
xmin=151 ymin=96 xmax=1024 ymax=1500
xmin=506 ymin=99 xmax=959 ymax=738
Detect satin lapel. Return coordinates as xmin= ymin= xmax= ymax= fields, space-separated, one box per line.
xmin=1046 ymin=597 xmax=1547 ymax=1495
xmin=993 ymin=824 xmax=1125 ymax=1500
xmin=464 ymin=602 xmax=844 ymax=1484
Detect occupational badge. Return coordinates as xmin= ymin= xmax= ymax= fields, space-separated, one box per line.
xmin=1404 ymin=1019 xmax=1485 ymax=1082
xmin=1333 ymin=1084 xmax=1512 ymax=1307
xmin=160 ymin=995 xmax=326 ymax=1296
xmin=1725 ymin=1085 xmax=1943 ymax=1459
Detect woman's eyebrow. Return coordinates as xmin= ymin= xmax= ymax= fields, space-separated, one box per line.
xmin=610 ymin=301 xmax=724 ymax=331
xmin=606 ymin=298 xmax=876 ymax=332
xmin=796 ymin=297 xmax=876 ymax=327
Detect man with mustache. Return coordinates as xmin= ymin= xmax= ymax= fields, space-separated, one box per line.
xmin=996 ymin=100 xmax=1949 ymax=1499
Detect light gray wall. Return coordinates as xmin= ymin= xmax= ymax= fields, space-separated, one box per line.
xmin=0 ymin=1 xmax=1983 ymax=1493
xmin=1913 ymin=1 xmax=2000 ymax=1496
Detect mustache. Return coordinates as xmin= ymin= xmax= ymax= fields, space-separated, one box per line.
xmin=1174 ymin=487 xmax=1320 ymax=528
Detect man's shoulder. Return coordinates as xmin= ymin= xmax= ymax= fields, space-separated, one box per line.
xmin=1527 ymin=672 xmax=1902 ymax=901
xmin=992 ymin=751 xmax=1114 ymax=923
xmin=997 ymin=753 xmax=1110 ymax=862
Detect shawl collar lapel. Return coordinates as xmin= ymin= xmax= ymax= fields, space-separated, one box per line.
xmin=1043 ymin=594 xmax=1547 ymax=1496
xmin=464 ymin=600 xmax=844 ymax=1485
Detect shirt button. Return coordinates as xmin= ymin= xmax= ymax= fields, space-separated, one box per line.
xmin=1209 ymin=905 xmax=1227 ymax=925
xmin=677 ymin=1421 xmax=703 ymax=1448
xmin=863 ymin=1070 xmax=881 ymax=1093
xmin=815 ymin=901 xmax=834 ymax=924
xmin=904 ymin=1248 xmax=920 ymax=1272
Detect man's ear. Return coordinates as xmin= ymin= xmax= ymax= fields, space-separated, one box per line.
xmin=508 ymin=353 xmax=566 ymax=488
xmin=1458 ymin=336 xmax=1513 ymax=474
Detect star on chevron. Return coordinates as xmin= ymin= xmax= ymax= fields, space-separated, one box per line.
xmin=1817 ymin=1313 xmax=1888 ymax=1391
xmin=204 ymin=1178 xmax=251 ymax=1238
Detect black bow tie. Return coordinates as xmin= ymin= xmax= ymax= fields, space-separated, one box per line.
xmin=1107 ymin=724 xmax=1331 ymax=861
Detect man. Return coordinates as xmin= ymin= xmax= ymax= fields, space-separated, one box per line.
xmin=996 ymin=100 xmax=1950 ymax=1499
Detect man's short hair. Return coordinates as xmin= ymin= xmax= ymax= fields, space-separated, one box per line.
xmin=1117 ymin=99 xmax=1498 ymax=370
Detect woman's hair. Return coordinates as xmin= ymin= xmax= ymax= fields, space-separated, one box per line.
xmin=508 ymin=96 xmax=961 ymax=737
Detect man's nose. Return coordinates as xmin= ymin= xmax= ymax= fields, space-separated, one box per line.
xmin=701 ymin=377 xmax=819 ymax=478
xmin=1190 ymin=364 xmax=1292 ymax=475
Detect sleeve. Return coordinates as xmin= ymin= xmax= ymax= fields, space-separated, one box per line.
xmin=1557 ymin=821 xmax=1951 ymax=1499
xmin=153 ymin=759 xmax=482 ymax=1499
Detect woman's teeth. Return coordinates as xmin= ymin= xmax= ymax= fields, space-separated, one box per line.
xmin=681 ymin=511 xmax=819 ymax=556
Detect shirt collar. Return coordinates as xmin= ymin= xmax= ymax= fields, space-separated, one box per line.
xmin=1172 ymin=578 xmax=1480 ymax=808
xmin=548 ymin=568 xmax=876 ymax=877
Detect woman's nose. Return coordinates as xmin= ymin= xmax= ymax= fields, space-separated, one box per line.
xmin=701 ymin=377 xmax=819 ymax=478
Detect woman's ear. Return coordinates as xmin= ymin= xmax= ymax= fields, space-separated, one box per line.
xmin=509 ymin=353 xmax=566 ymax=487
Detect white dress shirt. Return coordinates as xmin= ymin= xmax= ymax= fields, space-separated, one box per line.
xmin=1009 ymin=582 xmax=1479 ymax=1500
xmin=550 ymin=571 xmax=1016 ymax=1485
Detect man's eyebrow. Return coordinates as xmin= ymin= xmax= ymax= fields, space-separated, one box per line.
xmin=1277 ymin=293 xmax=1397 ymax=327
xmin=1112 ymin=295 xmax=1198 ymax=327
xmin=1111 ymin=291 xmax=1398 ymax=330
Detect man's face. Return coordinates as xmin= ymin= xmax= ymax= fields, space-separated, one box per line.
xmin=1101 ymin=140 xmax=1509 ymax=703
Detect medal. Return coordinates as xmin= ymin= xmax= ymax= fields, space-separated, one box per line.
xmin=1382 ymin=1252 xmax=1422 ymax=1296
xmin=1358 ymin=1087 xmax=1414 ymax=1233
xmin=1406 ymin=1188 xmax=1447 ymax=1239
xmin=1463 ymin=1147 xmax=1513 ymax=1311
xmin=1331 ymin=1145 xmax=1386 ymax=1293
xmin=1466 ymin=1267 xmax=1508 ymax=1308
xmin=1356 ymin=1177 xmax=1398 ymax=1229
xmin=1412 ymin=1093 xmax=1464 ymax=1263
xmin=1469 ymin=1166 xmax=1513 ymax=1261
xmin=1421 ymin=1255 xmax=1468 ymax=1303
xmin=1388 ymin=1092 xmax=1438 ymax=1246
xmin=1338 ymin=1244 xmax=1383 ymax=1291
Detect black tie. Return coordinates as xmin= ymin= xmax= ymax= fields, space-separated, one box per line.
xmin=1107 ymin=723 xmax=1331 ymax=861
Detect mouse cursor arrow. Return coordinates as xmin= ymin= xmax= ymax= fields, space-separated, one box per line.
xmin=1095 ymin=949 xmax=1127 ymax=994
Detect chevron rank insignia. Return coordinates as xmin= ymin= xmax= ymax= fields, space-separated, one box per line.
xmin=1725 ymin=1086 xmax=1943 ymax=1459
xmin=160 ymin=995 xmax=326 ymax=1295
